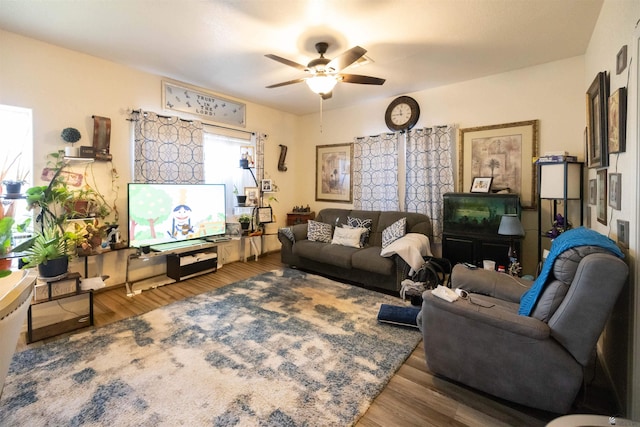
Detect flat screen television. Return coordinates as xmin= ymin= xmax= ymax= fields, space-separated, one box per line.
xmin=127 ymin=183 xmax=226 ymax=249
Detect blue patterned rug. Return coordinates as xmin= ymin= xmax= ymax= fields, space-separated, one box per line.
xmin=1 ymin=268 xmax=421 ymax=426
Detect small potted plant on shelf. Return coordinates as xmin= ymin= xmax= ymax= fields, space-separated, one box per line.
xmin=1 ymin=153 xmax=29 ymax=196
xmin=238 ymin=213 xmax=252 ymax=230
xmin=234 ymin=186 xmax=247 ymax=206
xmin=61 ymin=127 xmax=81 ymax=157
xmin=13 ymin=223 xmax=77 ymax=278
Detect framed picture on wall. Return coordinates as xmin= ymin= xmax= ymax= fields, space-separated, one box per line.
xmin=608 ymin=87 xmax=627 ymax=154
xmin=315 ymin=143 xmax=353 ymax=203
xmin=596 ymin=169 xmax=607 ymax=225
xmin=588 ymin=179 xmax=597 ymax=205
xmin=458 ymin=120 xmax=538 ymax=209
xmin=608 ymin=173 xmax=621 ymax=210
xmin=587 ymin=72 xmax=609 ymax=168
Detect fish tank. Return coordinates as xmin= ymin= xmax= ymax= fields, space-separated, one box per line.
xmin=443 ymin=193 xmax=521 ymax=235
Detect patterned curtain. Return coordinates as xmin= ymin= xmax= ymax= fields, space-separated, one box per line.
xmin=406 ymin=126 xmax=456 ymax=251
xmin=353 ymin=133 xmax=399 ymax=210
xmin=130 ymin=110 xmax=204 ymax=183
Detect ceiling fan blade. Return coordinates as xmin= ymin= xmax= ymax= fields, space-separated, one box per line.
xmin=265 ymin=78 xmax=306 ymax=89
xmin=327 ymin=46 xmax=366 ymax=72
xmin=340 ymin=74 xmax=386 ymax=85
xmin=265 ymin=54 xmax=307 ymax=71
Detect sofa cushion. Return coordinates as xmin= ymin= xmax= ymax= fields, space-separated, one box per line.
xmin=279 ymin=227 xmax=295 ymax=242
xmin=531 ymin=279 xmax=569 ymax=322
xmin=331 ymin=226 xmax=367 ymax=248
xmin=347 ymin=216 xmax=373 ymax=246
xmin=352 ymin=247 xmax=395 ymax=275
xmin=307 ymin=220 xmax=333 ymax=243
xmin=382 ymin=217 xmax=406 ymax=248
xmin=294 ymin=240 xmax=358 ymax=269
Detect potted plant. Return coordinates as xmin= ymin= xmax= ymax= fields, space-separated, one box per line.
xmin=12 ymin=223 xmax=76 ymax=278
xmin=233 ymin=185 xmax=247 ymax=206
xmin=0 ymin=217 xmax=15 ymax=277
xmin=1 ymin=153 xmax=29 ymax=196
xmin=238 ymin=213 xmax=252 ymax=230
xmin=61 ymin=127 xmax=81 ymax=157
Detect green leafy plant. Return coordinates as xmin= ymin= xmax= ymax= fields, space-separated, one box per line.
xmin=13 ymin=224 xmax=76 ymax=269
xmin=238 ymin=214 xmax=252 ymax=223
xmin=0 ymin=217 xmax=15 ymax=278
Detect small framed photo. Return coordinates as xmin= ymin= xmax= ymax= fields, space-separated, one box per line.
xmin=244 ymin=186 xmax=259 ymax=206
xmin=617 ymin=219 xmax=629 ymax=248
xmin=586 ymin=206 xmax=592 ymax=228
xmin=597 ymin=169 xmax=607 ymax=225
xmin=588 ymin=179 xmax=597 ymax=205
xmin=616 ymin=45 xmax=627 ymax=75
xmin=470 ymin=177 xmax=493 ymax=193
xmin=257 ymin=206 xmax=273 ymax=224
xmin=608 ymin=173 xmax=621 ymax=210
xmin=608 ymin=87 xmax=627 ymax=154
xmin=261 ymin=179 xmax=272 ymax=192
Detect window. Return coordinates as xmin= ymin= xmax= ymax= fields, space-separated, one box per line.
xmin=202 ymin=131 xmax=256 ymax=218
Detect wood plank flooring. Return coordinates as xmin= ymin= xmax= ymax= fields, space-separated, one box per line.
xmin=16 ymin=252 xmax=612 ymax=426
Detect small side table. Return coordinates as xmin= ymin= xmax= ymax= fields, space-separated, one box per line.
xmin=27 ymin=272 xmax=93 ymax=343
xmin=286 ymin=211 xmax=315 ymax=226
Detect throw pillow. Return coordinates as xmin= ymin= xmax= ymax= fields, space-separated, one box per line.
xmin=279 ymin=227 xmax=295 ymax=243
xmin=307 ymin=220 xmax=333 ymax=243
xmin=332 ymin=226 xmax=368 ymax=248
xmin=382 ymin=217 xmax=406 ymax=248
xmin=347 ymin=216 xmax=373 ymax=246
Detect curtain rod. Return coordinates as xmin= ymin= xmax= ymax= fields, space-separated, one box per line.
xmin=128 ymin=109 xmax=255 ymax=136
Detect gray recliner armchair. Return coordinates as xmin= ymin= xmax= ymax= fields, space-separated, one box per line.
xmin=420 ymin=232 xmax=628 ymax=414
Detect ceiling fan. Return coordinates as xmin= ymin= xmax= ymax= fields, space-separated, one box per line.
xmin=265 ymin=42 xmax=385 ymax=99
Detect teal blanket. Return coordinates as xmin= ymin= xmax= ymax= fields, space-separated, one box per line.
xmin=519 ymin=227 xmax=623 ymax=316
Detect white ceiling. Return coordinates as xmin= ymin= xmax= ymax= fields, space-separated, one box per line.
xmin=0 ymin=0 xmax=603 ymax=115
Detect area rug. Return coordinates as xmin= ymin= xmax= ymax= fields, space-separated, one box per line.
xmin=0 ymin=268 xmax=421 ymax=426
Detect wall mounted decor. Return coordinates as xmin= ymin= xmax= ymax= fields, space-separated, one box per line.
xmin=617 ymin=219 xmax=629 ymax=248
xmin=589 ymin=179 xmax=597 ymax=205
xmin=458 ymin=120 xmax=538 ymax=209
xmin=596 ymin=169 xmax=607 ymax=225
xmin=162 ymin=80 xmax=246 ymax=127
xmin=608 ymin=87 xmax=627 ymax=154
xmin=587 ymin=72 xmax=609 ymax=168
xmin=616 ymin=45 xmax=627 ymax=75
xmin=92 ymin=115 xmax=112 ymax=161
xmin=315 ymin=143 xmax=353 ymax=203
xmin=608 ymin=173 xmax=621 ymax=210
xmin=261 ymin=179 xmax=272 ymax=192
xmin=257 ymin=206 xmax=273 ymax=224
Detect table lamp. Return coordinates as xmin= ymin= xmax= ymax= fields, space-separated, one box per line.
xmin=498 ymin=214 xmax=525 ymax=276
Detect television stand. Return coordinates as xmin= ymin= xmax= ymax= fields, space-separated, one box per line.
xmin=125 ymin=241 xmax=217 ymax=296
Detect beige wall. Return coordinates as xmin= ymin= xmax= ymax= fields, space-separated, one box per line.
xmin=0 ymin=29 xmax=300 ymax=286
xmin=584 ymin=0 xmax=640 ymax=418
xmin=297 ymin=56 xmax=586 ymax=276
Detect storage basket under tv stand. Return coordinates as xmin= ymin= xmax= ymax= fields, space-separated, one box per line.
xmin=125 ymin=241 xmax=217 ymax=296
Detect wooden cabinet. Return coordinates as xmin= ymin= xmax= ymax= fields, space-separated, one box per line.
xmin=443 ymin=233 xmax=518 ymax=269
xmin=286 ymin=211 xmax=315 ymax=226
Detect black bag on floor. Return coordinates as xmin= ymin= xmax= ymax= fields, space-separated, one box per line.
xmin=412 ymin=256 xmax=452 ymax=289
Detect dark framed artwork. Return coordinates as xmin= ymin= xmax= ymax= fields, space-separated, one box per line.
xmin=588 ymin=179 xmax=597 ymax=205
xmin=459 ymin=120 xmax=538 ymax=209
xmin=316 ymin=143 xmax=353 ymax=203
xmin=587 ymin=72 xmax=609 ymax=168
xmin=596 ymin=169 xmax=608 ymax=225
xmin=92 ymin=115 xmax=112 ymax=161
xmin=470 ymin=177 xmax=493 ymax=193
xmin=608 ymin=173 xmax=621 ymax=210
xmin=586 ymin=206 xmax=592 ymax=228
xmin=608 ymin=87 xmax=627 ymax=154
xmin=257 ymin=206 xmax=273 ymax=224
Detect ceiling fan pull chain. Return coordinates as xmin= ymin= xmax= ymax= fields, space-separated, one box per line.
xmin=320 ymin=96 xmax=324 ymax=133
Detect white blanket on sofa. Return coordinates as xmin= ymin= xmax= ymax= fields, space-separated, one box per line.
xmin=380 ymin=233 xmax=433 ymax=273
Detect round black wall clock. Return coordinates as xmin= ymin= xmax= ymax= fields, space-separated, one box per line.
xmin=385 ymin=96 xmax=420 ymax=132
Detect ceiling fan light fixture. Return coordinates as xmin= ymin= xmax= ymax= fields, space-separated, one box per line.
xmin=306 ymin=74 xmax=338 ymax=95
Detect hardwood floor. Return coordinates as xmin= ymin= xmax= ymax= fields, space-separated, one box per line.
xmin=17 ymin=252 xmax=612 ymax=426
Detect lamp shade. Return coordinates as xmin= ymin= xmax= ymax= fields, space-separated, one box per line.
xmin=305 ymin=75 xmax=338 ymax=95
xmin=539 ymin=162 xmax=581 ymax=199
xmin=498 ymin=215 xmax=525 ymax=237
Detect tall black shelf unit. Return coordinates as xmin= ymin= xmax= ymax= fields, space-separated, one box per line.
xmin=536 ymin=161 xmax=584 ymax=264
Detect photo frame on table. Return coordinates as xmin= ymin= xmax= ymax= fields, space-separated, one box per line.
xmin=596 ymin=169 xmax=608 ymax=225
xmin=587 ymin=72 xmax=609 ymax=168
xmin=257 ymin=206 xmax=273 ymax=224
xmin=617 ymin=219 xmax=629 ymax=248
xmin=261 ymin=179 xmax=272 ymax=192
xmin=316 ymin=143 xmax=353 ymax=203
xmin=588 ymin=179 xmax=597 ymax=205
xmin=608 ymin=173 xmax=621 ymax=210
xmin=244 ymin=187 xmax=259 ymax=207
xmin=470 ymin=177 xmax=493 ymax=193
xmin=608 ymin=87 xmax=627 ymax=154
xmin=458 ymin=120 xmax=538 ymax=209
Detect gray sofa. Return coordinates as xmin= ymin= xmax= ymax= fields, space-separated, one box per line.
xmin=420 ymin=243 xmax=628 ymax=413
xmin=277 ymin=208 xmax=433 ymax=292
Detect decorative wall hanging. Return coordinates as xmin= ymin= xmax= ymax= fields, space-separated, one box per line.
xmin=587 ymin=72 xmax=609 ymax=168
xmin=92 ymin=115 xmax=112 ymax=161
xmin=616 ymin=45 xmax=627 ymax=75
xmin=608 ymin=173 xmax=621 ymax=210
xmin=162 ymin=80 xmax=246 ymax=127
xmin=596 ymin=168 xmax=607 ymax=225
xmin=316 ymin=143 xmax=353 ymax=203
xmin=458 ymin=120 xmax=538 ymax=209
xmin=608 ymin=87 xmax=626 ymax=154
xmin=617 ymin=219 xmax=629 ymax=248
